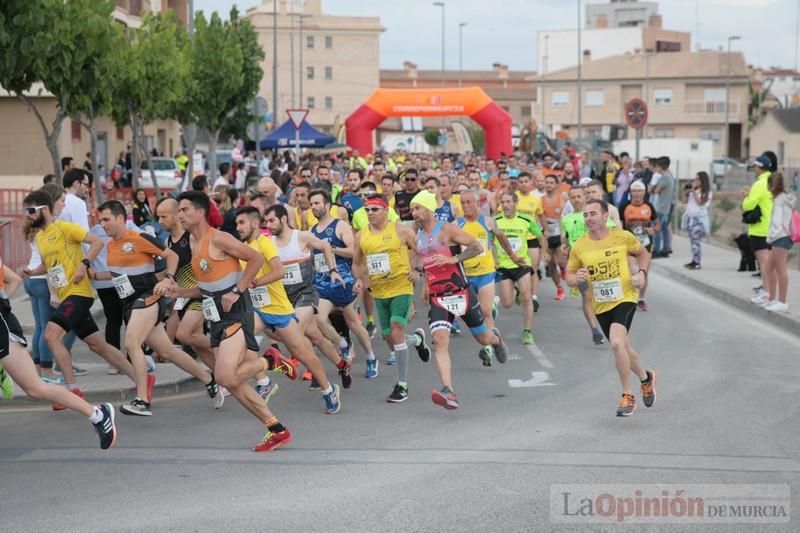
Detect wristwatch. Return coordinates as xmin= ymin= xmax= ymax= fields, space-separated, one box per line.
xmin=81 ymin=258 xmax=91 ymax=268
xmin=164 ymin=273 xmax=175 ymax=281
xmin=231 ymin=286 xmax=243 ymax=296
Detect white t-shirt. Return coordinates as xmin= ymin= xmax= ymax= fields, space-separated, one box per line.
xmin=61 ymin=192 xmax=89 ymax=229
xmin=649 ymin=172 xmax=662 ymax=208
xmin=685 ymin=190 xmax=712 ymax=217
xmin=213 ymin=176 xmax=229 ymax=190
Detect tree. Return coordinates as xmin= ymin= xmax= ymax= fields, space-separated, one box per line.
xmin=424 ymin=129 xmax=441 ymax=147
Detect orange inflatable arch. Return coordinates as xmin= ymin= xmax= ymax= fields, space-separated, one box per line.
xmin=345 ymin=87 xmax=513 ymax=159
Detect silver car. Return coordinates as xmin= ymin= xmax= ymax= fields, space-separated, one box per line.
xmin=137 ymin=158 xmax=184 ymax=190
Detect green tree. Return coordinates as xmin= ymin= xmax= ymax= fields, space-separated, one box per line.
xmin=424 ymin=129 xmax=441 ymax=147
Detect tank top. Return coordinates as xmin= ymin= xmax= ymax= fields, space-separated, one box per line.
xmin=416 ymin=221 xmax=467 ymax=296
xmin=191 ymin=228 xmax=242 ymax=296
xmin=541 ymin=192 xmax=565 ymax=236
xmin=434 ymin=200 xmax=456 ymax=223
xmin=167 ymin=230 xmax=198 ymax=289
xmin=456 ymin=216 xmax=495 ymax=277
xmin=359 ymin=222 xmax=412 ymax=298
xmin=273 ymin=230 xmax=314 ymax=293
xmin=311 ymin=219 xmax=353 ymax=281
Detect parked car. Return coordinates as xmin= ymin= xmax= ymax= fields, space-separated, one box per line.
xmin=137 ymin=158 xmax=184 ymax=190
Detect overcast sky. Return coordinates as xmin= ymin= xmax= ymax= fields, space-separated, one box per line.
xmin=195 ymin=0 xmax=799 ymax=71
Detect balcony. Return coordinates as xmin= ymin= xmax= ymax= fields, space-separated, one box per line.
xmin=684 ymin=101 xmax=738 ymax=114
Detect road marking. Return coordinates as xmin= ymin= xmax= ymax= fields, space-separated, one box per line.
xmin=508 ymin=371 xmax=555 ymax=388
xmin=526 ymin=343 xmax=554 ymax=368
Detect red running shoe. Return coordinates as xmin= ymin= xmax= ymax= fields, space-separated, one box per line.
xmin=52 ymin=388 xmax=86 ymax=411
xmin=431 ymin=388 xmax=459 ymax=410
xmin=263 ymin=348 xmax=301 ymax=381
xmin=253 ymin=429 xmax=292 ymax=452
xmin=555 ymin=286 xmax=566 ymax=301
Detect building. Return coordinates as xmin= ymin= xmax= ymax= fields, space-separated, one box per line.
xmin=531 ymin=50 xmax=750 ymax=158
xmin=586 ymin=0 xmax=658 ymax=28
xmin=760 ymin=68 xmax=800 ymax=108
xmin=749 ymin=108 xmax=800 ymax=168
xmin=0 ymin=1 xmax=186 ymax=189
xmin=247 ymin=0 xmax=384 ymax=132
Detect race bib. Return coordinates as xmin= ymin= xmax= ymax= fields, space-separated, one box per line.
xmin=367 ymin=253 xmax=390 ymax=275
xmin=112 ymin=274 xmax=135 ymax=299
xmin=314 ymin=253 xmax=329 ymax=274
xmin=435 ymin=293 xmax=468 ymax=316
xmin=546 ymin=220 xmax=560 ymax=236
xmin=250 ymin=286 xmax=271 ymax=308
xmin=283 ymin=263 xmax=303 ymax=285
xmin=202 ymin=297 xmax=221 ymax=322
xmin=173 ymin=297 xmax=189 ymax=311
xmin=592 ymin=278 xmax=623 ymax=303
xmin=507 ymin=237 xmax=522 ymax=254
xmin=47 ymin=265 xmax=68 ymax=288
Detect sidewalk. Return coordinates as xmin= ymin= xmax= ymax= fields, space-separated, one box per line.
xmin=650 ymin=234 xmax=800 ymax=337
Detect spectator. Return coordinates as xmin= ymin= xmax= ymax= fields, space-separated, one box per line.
xmin=61 ymin=156 xmax=74 ymax=176
xmin=682 ymin=171 xmax=712 ymax=269
xmin=651 ymin=156 xmax=675 ymax=258
xmin=131 ymin=188 xmax=153 ymax=227
xmin=746 ymin=155 xmax=776 ymax=305
xmin=578 ymin=150 xmax=595 ymax=183
xmin=213 ymin=162 xmax=232 ymax=189
xmin=219 ymin=188 xmax=240 ymax=238
xmin=613 ymin=152 xmax=635 ymax=207
xmin=234 ymin=161 xmax=247 ymax=190
xmin=600 ymin=150 xmax=619 ymax=196
xmin=763 ymin=172 xmax=795 ymax=313
xmin=42 ymin=174 xmax=56 ymax=186
xmin=61 ymin=169 xmax=90 ymax=227
xmin=191 ymin=175 xmax=223 ymax=228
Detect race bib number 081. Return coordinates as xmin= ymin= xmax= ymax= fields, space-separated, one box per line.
xmin=592 ymin=278 xmax=623 ymax=303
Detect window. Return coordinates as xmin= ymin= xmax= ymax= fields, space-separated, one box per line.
xmin=521 ymin=105 xmax=532 ymax=119
xmin=325 ymin=96 xmax=333 ymax=110
xmin=325 ymin=36 xmax=333 ymax=49
xmin=307 ymin=66 xmax=314 ymax=80
xmin=585 ymin=89 xmax=604 ymax=106
xmin=551 ymin=91 xmax=569 ymax=107
xmin=307 ymin=96 xmax=315 ymax=109
xmin=654 ymin=127 xmax=674 ymax=138
xmin=71 ymin=119 xmax=81 ymax=141
xmin=324 ymin=66 xmax=333 ymax=80
xmin=699 ymin=127 xmax=722 ymax=143
xmin=116 ymin=126 xmax=124 ymax=140
xmin=654 ymin=88 xmax=672 ymax=106
xmin=306 ymin=35 xmax=314 ymax=49
xmin=703 ymin=88 xmax=726 ymax=102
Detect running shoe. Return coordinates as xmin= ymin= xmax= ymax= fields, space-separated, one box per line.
xmin=521 ymin=329 xmax=534 ymax=345
xmin=52 ymin=388 xmax=85 ymax=411
xmin=555 ymin=286 xmax=566 ymax=301
xmin=106 ymin=365 xmax=119 ymax=375
xmin=255 ymin=381 xmax=279 ymax=404
xmin=386 ymin=383 xmax=409 ymax=403
xmin=365 ymin=358 xmax=379 ymax=378
xmin=146 ymin=373 xmax=156 ymax=403
xmin=58 ymin=365 xmax=89 ymax=377
xmin=450 ymin=321 xmax=462 ymax=335
xmin=414 ymin=328 xmax=431 ymax=363
xmin=751 ymin=291 xmax=769 ymax=305
xmin=263 ymin=347 xmax=300 ymax=380
xmin=0 ymin=366 xmax=14 ymax=400
xmin=492 ymin=297 xmax=499 ymax=321
xmin=308 ymin=377 xmax=321 ymax=391
xmin=253 ymin=428 xmax=292 ymax=452
xmin=478 ymin=346 xmax=493 ymax=367
xmin=592 ymin=331 xmax=605 ymax=345
xmin=92 ymin=403 xmax=117 ymax=450
xmin=386 ymin=353 xmax=397 ymax=366
xmin=366 ymin=320 xmax=376 ymax=339
xmin=339 ymin=341 xmax=350 ymax=363
xmin=302 ymin=370 xmax=312 ymax=381
xmin=491 ymin=327 xmax=508 ymax=364
xmin=570 ymin=287 xmax=579 ymax=299
xmin=120 ymin=397 xmax=152 ymax=416
xmin=322 ymin=384 xmax=341 ymax=414
xmin=765 ymin=301 xmax=790 ymax=313
xmin=41 ymin=374 xmax=65 ymax=384
xmin=616 ymin=393 xmax=636 ymax=417
xmin=205 ymin=378 xmax=224 ymax=409
xmin=533 ymin=296 xmax=540 ymax=313
xmin=641 ymin=370 xmax=656 ymax=408
xmin=338 ymin=360 xmax=353 ymax=389
xmin=431 ymin=387 xmax=459 ymax=410
xmin=637 ymin=300 xmax=649 ymax=312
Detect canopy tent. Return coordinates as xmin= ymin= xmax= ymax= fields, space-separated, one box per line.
xmin=259 ymin=119 xmax=335 ymax=150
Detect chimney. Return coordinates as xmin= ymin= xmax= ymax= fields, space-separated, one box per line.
xmin=403 ymin=60 xmax=418 ymax=79
xmin=583 ymin=50 xmax=592 ymax=63
xmin=493 ymin=62 xmax=509 ymax=88
xmin=596 ymin=15 xmax=608 ymax=29
xmin=648 ymin=15 xmax=662 ymax=29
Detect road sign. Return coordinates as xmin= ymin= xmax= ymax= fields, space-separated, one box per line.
xmin=246 ymin=96 xmax=270 ymax=142
xmin=625 ymin=98 xmax=648 ymax=129
xmin=287 ymin=109 xmax=309 ymax=130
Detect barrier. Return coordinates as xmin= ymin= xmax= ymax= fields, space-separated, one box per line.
xmin=0 ymin=218 xmax=31 ymax=272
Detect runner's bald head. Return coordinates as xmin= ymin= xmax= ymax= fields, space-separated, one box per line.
xmin=156 ymin=197 xmax=179 ymax=215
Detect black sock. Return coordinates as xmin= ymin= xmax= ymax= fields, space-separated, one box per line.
xmin=206 ymin=374 xmax=216 ymax=388
xmin=268 ymin=422 xmax=285 ymax=433
xmin=265 ymin=355 xmax=275 ymax=370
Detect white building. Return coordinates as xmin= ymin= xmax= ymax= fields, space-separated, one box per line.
xmin=586 ymin=0 xmax=658 ymax=29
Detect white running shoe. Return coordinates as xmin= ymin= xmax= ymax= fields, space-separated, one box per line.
xmin=750 ymin=291 xmax=769 ymax=304
xmin=765 ymin=301 xmax=789 ymax=313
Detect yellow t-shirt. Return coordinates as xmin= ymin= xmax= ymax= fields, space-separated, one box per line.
xmin=35 ymin=221 xmax=94 ymax=300
xmin=567 ymin=228 xmax=641 ymax=315
xmin=447 ymin=195 xmax=462 ymax=217
xmin=458 ymin=217 xmax=495 ymax=276
xmin=516 ymin=191 xmax=544 ymax=240
xmin=359 ymin=222 xmax=413 ymax=299
xmin=242 ymin=235 xmax=294 ymax=315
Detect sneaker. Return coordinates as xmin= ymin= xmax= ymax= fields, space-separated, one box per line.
xmin=308 ymin=378 xmax=321 ymax=391
xmin=322 ymin=384 xmax=341 ymax=414
xmin=532 ymin=297 xmax=540 ymax=313
xmin=146 ymin=373 xmax=156 ymax=403
xmin=765 ymin=301 xmax=789 ymax=313
xmin=255 ymin=381 xmax=279 ymax=404
xmin=71 ymin=365 xmax=89 ymax=377
xmin=52 ymin=388 xmax=85 ymax=411
xmin=683 ymin=261 xmax=697 ymax=269
xmin=92 ymin=403 xmax=117 ymax=450
xmin=750 ymin=292 xmax=769 ymax=305
xmin=0 ymin=366 xmax=14 ymax=400
xmin=263 ymin=348 xmax=300 ymax=381
xmin=414 ymin=328 xmax=431 ymax=363
xmin=592 ymin=331 xmax=605 ymax=345
xmin=555 ymin=286 xmax=566 ymax=301
xmin=205 ymin=378 xmax=224 ymax=409
xmin=386 ymin=383 xmax=409 ymax=403
xmin=41 ymin=374 xmax=65 ymax=384
xmin=758 ymin=299 xmax=774 ymax=308
xmin=302 ymin=370 xmax=312 ymax=381
xmin=637 ymin=300 xmax=649 ymax=312
xmin=338 ymin=360 xmax=353 ymax=389
xmin=431 ymin=387 xmax=459 ymax=410
xmin=106 ymin=365 xmax=119 ymax=375
xmin=365 ymin=358 xmax=379 ymax=379
xmin=521 ymin=329 xmax=534 ymax=345
xmin=366 ymin=320 xmax=376 ymax=339
xmin=641 ymin=370 xmax=656 ymax=408
xmin=616 ymin=393 xmax=636 ymax=417
xmin=450 ymin=321 xmax=462 ymax=335
xmin=491 ymin=327 xmax=508 ymax=364
xmin=253 ymin=428 xmax=292 ymax=452
xmin=570 ymin=287 xmax=579 ymax=299
xmin=386 ymin=353 xmax=397 ymax=366
xmin=120 ymin=397 xmax=152 ymax=416
xmin=478 ymin=346 xmax=493 ymax=367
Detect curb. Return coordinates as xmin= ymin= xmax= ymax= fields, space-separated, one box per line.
xmin=651 ymin=262 xmax=800 ymax=340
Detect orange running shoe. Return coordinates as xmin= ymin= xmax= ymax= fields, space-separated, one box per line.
xmin=555 ymin=286 xmax=566 ymax=301
xmin=616 ymin=393 xmax=636 ymax=417
xmin=641 ymin=370 xmax=656 ymax=407
xmin=263 ymin=348 xmax=300 ymax=381
xmin=52 ymin=388 xmax=86 ymax=411
xmin=253 ymin=429 xmax=292 ymax=452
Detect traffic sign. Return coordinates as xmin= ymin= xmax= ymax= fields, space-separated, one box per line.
xmin=625 ymin=98 xmax=648 ymax=129
xmin=287 ymin=109 xmax=309 ymax=130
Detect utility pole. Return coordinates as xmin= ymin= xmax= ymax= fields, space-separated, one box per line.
xmin=542 ymin=34 xmax=549 ymax=138
xmin=724 ymin=35 xmax=741 ymax=186
xmin=577 ymin=0 xmax=582 ymax=143
xmin=272 ymin=0 xmax=278 ymax=131
xmin=458 ymin=22 xmax=467 ymax=87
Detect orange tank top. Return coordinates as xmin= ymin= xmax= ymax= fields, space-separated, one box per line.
xmin=542 ymin=192 xmax=565 ymax=220
xmin=191 ymin=228 xmax=242 ymax=295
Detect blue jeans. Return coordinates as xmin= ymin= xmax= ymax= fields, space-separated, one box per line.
xmin=654 ymin=212 xmax=672 ymax=254
xmin=23 ymin=277 xmax=55 ymax=368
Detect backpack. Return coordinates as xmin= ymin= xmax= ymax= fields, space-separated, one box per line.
xmin=790 ymin=208 xmax=800 ymax=244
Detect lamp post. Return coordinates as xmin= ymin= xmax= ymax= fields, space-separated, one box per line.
xmin=433 ymin=2 xmax=445 ymax=87
xmin=272 ymin=0 xmax=278 ymax=131
xmin=724 ymin=35 xmax=741 ymax=186
xmin=289 ymin=12 xmax=295 ymax=108
xmin=576 ymin=0 xmax=582 ymax=143
xmin=458 ymin=22 xmax=467 ymax=87
xmin=297 ymin=13 xmax=311 ymax=109
xmin=542 ymin=34 xmax=549 ymax=138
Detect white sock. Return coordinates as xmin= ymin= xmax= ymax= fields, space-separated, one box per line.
xmin=88 ymin=406 xmax=103 ymax=424
xmin=321 ymin=385 xmax=333 ymax=395
xmin=256 ymin=377 xmax=271 ymax=387
xmin=338 ymin=338 xmax=348 ymax=349
xmin=367 ymin=352 xmax=376 ymax=360
xmin=66 ymin=383 xmax=79 ymax=391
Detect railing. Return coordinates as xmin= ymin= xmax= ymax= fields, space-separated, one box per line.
xmin=683 ymin=101 xmax=738 ymax=114
xmin=0 ymin=218 xmax=31 ymax=272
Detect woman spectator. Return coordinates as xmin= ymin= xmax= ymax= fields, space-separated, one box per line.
xmin=763 ymin=172 xmax=796 ymax=312
xmin=131 ymin=188 xmax=153 ymax=227
xmin=682 ymin=171 xmax=712 ymax=270
xmin=217 ymin=186 xmax=240 ymax=238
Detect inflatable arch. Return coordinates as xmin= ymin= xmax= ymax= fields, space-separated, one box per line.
xmin=345 ymin=87 xmax=513 ymax=159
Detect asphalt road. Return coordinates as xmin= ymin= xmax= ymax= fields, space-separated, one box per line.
xmin=1 ymin=273 xmax=799 ymax=532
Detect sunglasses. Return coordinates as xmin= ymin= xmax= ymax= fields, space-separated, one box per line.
xmin=365 ymin=207 xmax=383 ymax=213
xmin=25 ymin=205 xmax=46 ymax=215
xmin=301 ymin=174 xmax=311 ymax=178
xmin=405 ymin=177 xmax=417 ymax=182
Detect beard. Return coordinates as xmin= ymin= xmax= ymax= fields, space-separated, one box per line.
xmin=29 ymin=215 xmax=46 ymax=229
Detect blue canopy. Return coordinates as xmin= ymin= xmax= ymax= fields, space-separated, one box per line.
xmin=259 ymin=119 xmax=335 ymax=150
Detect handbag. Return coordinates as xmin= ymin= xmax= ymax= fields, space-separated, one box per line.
xmin=741 ymin=205 xmax=762 ymax=225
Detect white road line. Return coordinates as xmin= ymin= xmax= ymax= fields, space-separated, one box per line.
xmin=526 ymin=343 xmax=554 ymax=368
xmin=508 ymin=371 xmax=555 ymax=388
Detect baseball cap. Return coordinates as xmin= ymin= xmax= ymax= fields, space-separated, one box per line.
xmin=754 ymin=155 xmax=770 ymax=168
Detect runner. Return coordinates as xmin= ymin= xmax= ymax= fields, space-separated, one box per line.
xmin=560 ymin=186 xmax=605 ymax=345
xmin=541 ymin=174 xmax=569 ymax=301
xmin=95 ymin=201 xmax=223 ymax=416
xmin=339 ymin=168 xmax=365 ymax=215
xmin=173 ymin=191 xmax=291 ymax=451
xmin=516 ymin=171 xmax=549 ymax=312
xmin=353 ymin=194 xmax=431 ymax=402
xmin=393 ymin=168 xmax=421 ymax=223
xmin=619 ymin=180 xmax=659 ymax=311
xmin=0 ymin=255 xmax=117 ymax=448
xmin=293 ymin=182 xmax=348 ymax=230
xmin=585 ymin=180 xmax=622 ymax=227
xmin=411 ymin=191 xmax=508 ymax=409
xmin=566 ymin=199 xmax=656 ymax=417
xmin=494 ymin=191 xmax=539 ymax=345
xmin=424 ymin=176 xmax=457 ymax=222
xmin=264 ymin=204 xmax=351 ymax=394
xmin=21 ymin=190 xmax=136 ymax=409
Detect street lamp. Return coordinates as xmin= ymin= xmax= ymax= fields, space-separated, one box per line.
xmin=458 ymin=22 xmax=467 ymax=87
xmin=724 ymin=35 xmax=741 ymax=186
xmin=576 ymin=0 xmax=582 ymax=143
xmin=272 ymin=0 xmax=278 ymax=131
xmin=542 ymin=34 xmax=549 ymax=138
xmin=296 ymin=13 xmax=312 ymax=109
xmin=433 ymin=2 xmax=445 ymax=87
